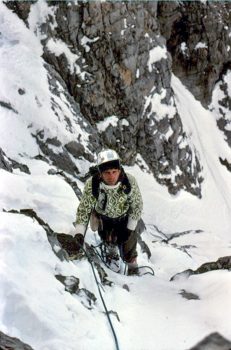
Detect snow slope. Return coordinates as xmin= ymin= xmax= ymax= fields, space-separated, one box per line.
xmin=1 ymin=3 xmax=231 ymax=350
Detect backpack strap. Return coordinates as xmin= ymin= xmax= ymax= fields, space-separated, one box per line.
xmin=119 ymin=168 xmax=131 ymax=195
xmin=91 ymin=167 xmax=131 ymax=199
xmin=92 ymin=172 xmax=101 ymax=199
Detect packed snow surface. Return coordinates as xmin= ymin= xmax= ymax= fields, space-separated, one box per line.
xmin=0 ymin=2 xmax=231 ymax=350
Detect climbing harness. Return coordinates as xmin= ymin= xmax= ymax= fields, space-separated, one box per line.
xmin=91 ymin=242 xmax=155 ymax=276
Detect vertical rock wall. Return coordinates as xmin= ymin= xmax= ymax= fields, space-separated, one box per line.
xmin=158 ymin=1 xmax=231 ymax=107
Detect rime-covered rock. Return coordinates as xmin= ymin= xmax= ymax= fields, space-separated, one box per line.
xmin=210 ymin=69 xmax=231 ymax=150
xmin=28 ymin=1 xmax=202 ymax=196
xmin=6 ymin=1 xmax=231 ymax=196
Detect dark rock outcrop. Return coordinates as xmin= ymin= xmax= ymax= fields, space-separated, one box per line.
xmin=0 ymin=148 xmax=30 ymax=174
xmin=210 ymin=68 xmax=231 ymax=148
xmin=158 ymin=2 xmax=231 ymax=151
xmin=188 ymin=332 xmax=231 ymax=350
xmin=171 ymin=255 xmax=231 ymax=281
xmin=57 ymin=233 xmax=84 ymax=260
xmin=158 ymin=1 xmax=231 ymax=107
xmin=0 ymin=330 xmax=34 ymax=350
xmin=33 ymin=131 xmax=80 ymax=177
xmin=55 ymin=274 xmax=97 ymax=309
xmin=0 ymin=148 xmax=12 ymax=173
xmin=33 ymin=62 xmax=101 ymax=176
xmin=219 ymin=157 xmax=231 ymax=173
xmin=55 ymin=275 xmax=80 ymax=294
xmin=5 ymin=1 xmax=32 ymax=24
xmin=179 ymin=289 xmax=199 ymax=301
xmin=0 ymin=100 xmax=18 ymax=114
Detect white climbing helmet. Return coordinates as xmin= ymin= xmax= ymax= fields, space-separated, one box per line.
xmin=97 ymin=149 xmax=120 ymax=172
xmin=97 ymin=149 xmax=120 ymax=165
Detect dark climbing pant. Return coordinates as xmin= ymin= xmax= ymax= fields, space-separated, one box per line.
xmin=97 ymin=213 xmax=137 ymax=263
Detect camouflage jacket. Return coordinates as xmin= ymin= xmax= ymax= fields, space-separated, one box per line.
xmin=75 ymin=173 xmax=143 ymax=235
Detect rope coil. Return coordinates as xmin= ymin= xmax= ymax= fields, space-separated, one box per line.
xmin=91 ymin=243 xmax=155 ymax=276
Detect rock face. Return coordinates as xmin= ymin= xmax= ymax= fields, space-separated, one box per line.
xmin=4 ymin=1 xmax=231 ymax=197
xmin=39 ymin=1 xmax=203 ymax=196
xmin=158 ymin=1 xmax=231 ymax=107
xmin=209 ymin=69 xmax=231 ymax=150
xmin=171 ymin=255 xmax=231 ymax=281
xmin=0 ymin=148 xmax=30 ymax=174
xmin=0 ymin=330 xmax=34 ymax=350
xmin=188 ymin=332 xmax=231 ymax=350
xmin=158 ymin=1 xmax=231 ymax=150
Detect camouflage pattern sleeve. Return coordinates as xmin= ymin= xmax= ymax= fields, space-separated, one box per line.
xmin=127 ymin=174 xmax=143 ymax=231
xmin=75 ymin=178 xmax=96 ymax=234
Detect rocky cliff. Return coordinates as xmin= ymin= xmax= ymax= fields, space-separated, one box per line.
xmin=158 ymin=1 xmax=231 ymax=106
xmin=4 ymin=1 xmax=231 ymax=197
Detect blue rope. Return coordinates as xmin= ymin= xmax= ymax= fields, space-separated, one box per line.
xmin=81 ymin=245 xmax=120 ymax=350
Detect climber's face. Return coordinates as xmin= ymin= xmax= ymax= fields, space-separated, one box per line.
xmin=101 ymin=168 xmax=121 ymax=186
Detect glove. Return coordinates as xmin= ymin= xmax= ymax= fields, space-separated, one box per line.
xmin=74 ymin=233 xmax=84 ymax=250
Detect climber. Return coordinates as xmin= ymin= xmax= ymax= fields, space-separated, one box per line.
xmin=73 ymin=149 xmax=143 ymax=275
